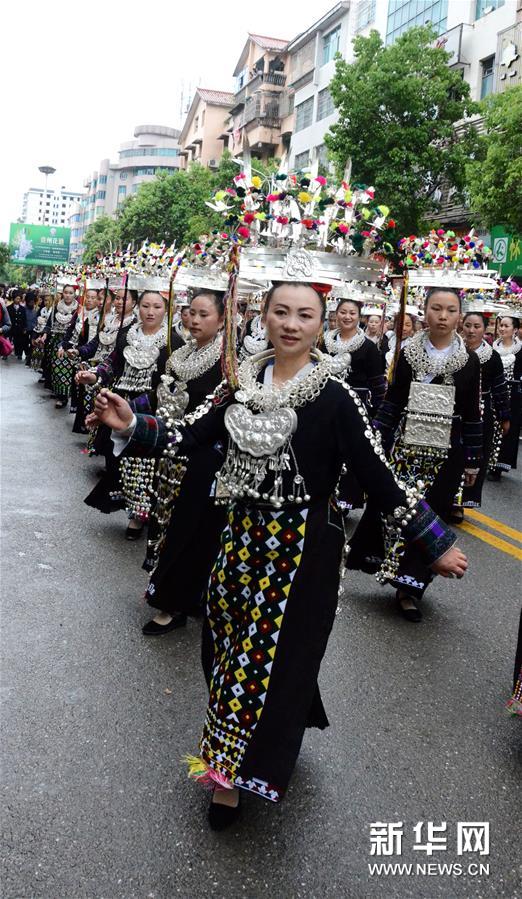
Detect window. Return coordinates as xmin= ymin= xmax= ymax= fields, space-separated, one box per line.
xmin=99 ymin=175 xmax=107 ymax=184
xmin=120 ymin=172 xmax=128 ymax=180
xmin=118 ymin=185 xmax=127 ymax=196
xmin=481 ymin=56 xmax=495 ymax=98
xmin=355 ymin=0 xmax=376 ymax=31
xmin=295 ymin=96 xmax=314 ymax=131
xmin=119 ymin=147 xmax=179 ymax=158
xmin=322 ymin=26 xmax=341 ymax=65
xmin=317 ymin=87 xmax=335 ymax=120
xmin=96 ymin=190 xmax=106 ymax=200
xmin=476 ymin=0 xmax=504 ymax=18
xmin=294 ymin=150 xmax=310 ymax=170
xmin=316 ymin=144 xmax=329 ymax=167
xmin=135 ymin=167 xmax=156 ymax=176
xmin=195 ymin=116 xmax=199 ymax=131
xmin=386 ymin=0 xmax=448 ymax=45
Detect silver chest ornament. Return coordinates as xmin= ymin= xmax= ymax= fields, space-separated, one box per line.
xmin=216 ymin=403 xmax=309 ymax=507
xmin=403 ymin=382 xmax=456 ymax=451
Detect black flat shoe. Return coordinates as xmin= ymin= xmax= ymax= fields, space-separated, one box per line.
xmin=55 ymin=400 xmax=67 ymax=408
xmin=487 ymin=470 xmax=501 ymax=481
xmin=397 ymin=593 xmax=423 ymax=623
xmin=208 ymin=792 xmax=241 ymax=831
xmin=125 ymin=524 xmax=144 ymax=541
xmin=142 ymin=614 xmax=187 ymax=635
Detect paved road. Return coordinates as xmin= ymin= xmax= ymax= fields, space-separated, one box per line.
xmin=1 ymin=361 xmax=521 ymax=899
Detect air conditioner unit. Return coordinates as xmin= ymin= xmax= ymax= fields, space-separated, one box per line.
xmin=208 ymin=159 xmax=217 ymax=168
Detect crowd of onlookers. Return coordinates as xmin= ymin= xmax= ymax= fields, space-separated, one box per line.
xmin=0 ymin=285 xmax=53 ymax=364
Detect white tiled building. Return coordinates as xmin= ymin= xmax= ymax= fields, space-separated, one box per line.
xmin=21 ymin=186 xmax=83 ymax=228
xmin=71 ymin=124 xmax=181 ymax=259
xmin=287 ymin=0 xmax=520 ymax=170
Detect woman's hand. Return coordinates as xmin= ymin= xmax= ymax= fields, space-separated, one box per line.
xmin=85 ymin=412 xmax=100 ymax=430
xmin=502 ymin=420 xmax=510 ymax=436
xmin=431 ymin=545 xmax=468 ymax=579
xmin=75 ymin=370 xmax=97 ymax=385
xmin=57 ymin=346 xmax=65 ymax=359
xmin=93 ymin=389 xmax=134 ymax=431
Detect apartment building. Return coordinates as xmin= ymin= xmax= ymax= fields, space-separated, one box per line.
xmin=224 ymin=33 xmax=292 ymax=162
xmin=21 ymin=186 xmax=83 ymax=228
xmin=179 ymin=89 xmax=235 ymax=169
xmin=70 ymin=124 xmax=181 ymax=258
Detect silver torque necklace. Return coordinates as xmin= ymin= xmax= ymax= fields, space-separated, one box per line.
xmin=235 ymin=348 xmax=346 ymax=412
xmin=98 ymin=312 xmax=135 ymax=345
xmin=156 ymin=334 xmax=223 ymax=419
xmin=242 ymin=315 xmax=268 ymax=357
xmin=55 ymin=299 xmax=78 ymax=325
xmin=405 ymin=330 xmax=468 ymax=384
xmin=122 ymin=321 xmax=168 ymax=370
xmin=324 ymin=327 xmax=366 ymax=357
xmin=494 ymin=336 xmax=521 ymax=379
xmin=474 ymin=340 xmax=493 ymax=365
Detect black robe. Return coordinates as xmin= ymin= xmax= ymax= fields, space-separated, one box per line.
xmin=126 ymin=371 xmax=455 ymax=801
xmin=348 ymin=348 xmax=481 ymax=599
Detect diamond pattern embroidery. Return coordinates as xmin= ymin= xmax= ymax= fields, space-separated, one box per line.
xmin=200 ymin=506 xmax=308 ymax=785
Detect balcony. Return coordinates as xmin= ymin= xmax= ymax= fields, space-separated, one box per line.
xmin=248 ymin=70 xmax=287 ymax=89
xmin=241 ymin=95 xmax=281 ymax=129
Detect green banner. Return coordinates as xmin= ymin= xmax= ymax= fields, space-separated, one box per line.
xmin=490 ymin=226 xmax=522 ymax=278
xmin=9 ymin=223 xmax=71 ymax=267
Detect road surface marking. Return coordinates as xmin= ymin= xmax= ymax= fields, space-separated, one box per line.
xmin=466 ymin=509 xmax=522 ymax=544
xmin=458 ymin=521 xmax=522 ymax=561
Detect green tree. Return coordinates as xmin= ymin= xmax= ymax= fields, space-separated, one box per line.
xmin=465 ymin=85 xmax=522 ymax=235
xmin=325 ymin=26 xmax=480 ymax=237
xmin=0 ymin=242 xmax=10 ymax=280
xmin=118 ymin=166 xmax=216 ymax=248
xmin=82 ymin=215 xmax=121 ymax=264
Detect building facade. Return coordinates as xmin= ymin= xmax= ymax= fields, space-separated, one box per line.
xmin=224 ymin=33 xmax=292 ymax=162
xmin=21 ymin=186 xmax=83 ymax=228
xmin=72 ymin=124 xmax=181 ymax=258
xmin=179 ymin=89 xmax=235 ymax=169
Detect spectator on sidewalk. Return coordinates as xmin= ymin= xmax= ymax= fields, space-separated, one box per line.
xmin=23 ymin=291 xmax=39 ymax=367
xmin=8 ymin=290 xmax=26 ymax=359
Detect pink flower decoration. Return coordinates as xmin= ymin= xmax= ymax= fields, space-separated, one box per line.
xmin=237 ymin=226 xmax=250 ymax=239
xmin=315 ymin=176 xmax=327 ymax=186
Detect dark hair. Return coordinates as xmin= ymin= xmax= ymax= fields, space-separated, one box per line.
xmin=25 ymin=290 xmax=38 ymax=304
xmin=499 ymin=314 xmax=520 ymax=330
xmin=191 ymin=288 xmax=225 ymax=317
xmin=138 ymin=290 xmax=167 ymax=305
xmin=336 ymin=298 xmax=362 ymax=316
xmin=463 ymin=311 xmax=487 ymax=328
xmin=264 ymin=282 xmax=326 ymax=321
xmin=118 ymin=289 xmax=139 ymax=304
xmin=425 ymin=286 xmax=462 ymax=310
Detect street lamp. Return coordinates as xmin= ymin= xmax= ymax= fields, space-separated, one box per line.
xmin=38 ymin=165 xmax=56 ymax=226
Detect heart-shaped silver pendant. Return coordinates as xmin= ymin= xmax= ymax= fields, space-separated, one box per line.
xmin=224 ymin=404 xmax=298 ymax=458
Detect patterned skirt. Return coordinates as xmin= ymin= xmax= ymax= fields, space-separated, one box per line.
xmin=50 ymin=339 xmax=74 ymax=399
xmin=30 ymin=341 xmax=44 ymax=372
xmin=187 ymin=499 xmax=344 ymax=802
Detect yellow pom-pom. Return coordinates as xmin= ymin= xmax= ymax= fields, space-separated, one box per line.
xmin=251 ymin=176 xmax=262 ymax=189
xmin=298 ymin=191 xmax=312 ymax=203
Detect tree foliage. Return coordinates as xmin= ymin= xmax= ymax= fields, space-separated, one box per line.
xmin=82 ymin=215 xmax=121 ymax=264
xmin=465 ymin=85 xmax=522 ymax=235
xmin=81 ymin=151 xmax=284 ymax=262
xmin=325 ymin=26 xmax=480 ymax=237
